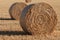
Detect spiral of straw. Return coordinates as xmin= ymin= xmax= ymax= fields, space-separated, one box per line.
xmin=9 ymin=2 xmax=27 ymax=20
xmin=20 ymin=2 xmax=57 ymax=35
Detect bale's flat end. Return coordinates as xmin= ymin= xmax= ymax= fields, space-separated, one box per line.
xmin=20 ymin=2 xmax=57 ymax=35
xmin=9 ymin=2 xmax=27 ymax=20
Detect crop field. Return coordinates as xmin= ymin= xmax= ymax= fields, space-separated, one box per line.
xmin=0 ymin=0 xmax=60 ymax=40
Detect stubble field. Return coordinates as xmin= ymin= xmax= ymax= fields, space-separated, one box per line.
xmin=0 ymin=0 xmax=60 ymax=40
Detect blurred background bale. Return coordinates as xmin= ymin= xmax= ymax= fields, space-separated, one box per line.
xmin=9 ymin=2 xmax=27 ymax=20
xmin=25 ymin=0 xmax=32 ymax=3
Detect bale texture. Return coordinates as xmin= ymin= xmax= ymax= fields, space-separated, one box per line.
xmin=20 ymin=2 xmax=57 ymax=35
xmin=9 ymin=2 xmax=27 ymax=20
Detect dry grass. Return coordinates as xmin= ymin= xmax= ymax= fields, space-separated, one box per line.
xmin=0 ymin=31 xmax=59 ymax=40
xmin=0 ymin=20 xmax=22 ymax=31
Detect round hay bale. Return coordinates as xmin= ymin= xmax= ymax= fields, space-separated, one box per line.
xmin=20 ymin=2 xmax=57 ymax=35
xmin=9 ymin=2 xmax=27 ymax=20
xmin=25 ymin=0 xmax=31 ymax=3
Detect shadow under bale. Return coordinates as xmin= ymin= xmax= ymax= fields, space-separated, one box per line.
xmin=0 ymin=31 xmax=31 ymax=35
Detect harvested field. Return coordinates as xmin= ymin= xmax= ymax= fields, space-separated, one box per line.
xmin=0 ymin=31 xmax=59 ymax=40
xmin=0 ymin=0 xmax=60 ymax=40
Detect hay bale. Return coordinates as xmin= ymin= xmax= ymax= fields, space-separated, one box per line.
xmin=20 ymin=2 xmax=57 ymax=35
xmin=9 ymin=2 xmax=27 ymax=20
xmin=25 ymin=0 xmax=31 ymax=3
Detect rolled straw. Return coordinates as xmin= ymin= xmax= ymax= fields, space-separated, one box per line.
xmin=25 ymin=0 xmax=31 ymax=3
xmin=9 ymin=2 xmax=27 ymax=20
xmin=20 ymin=2 xmax=57 ymax=35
